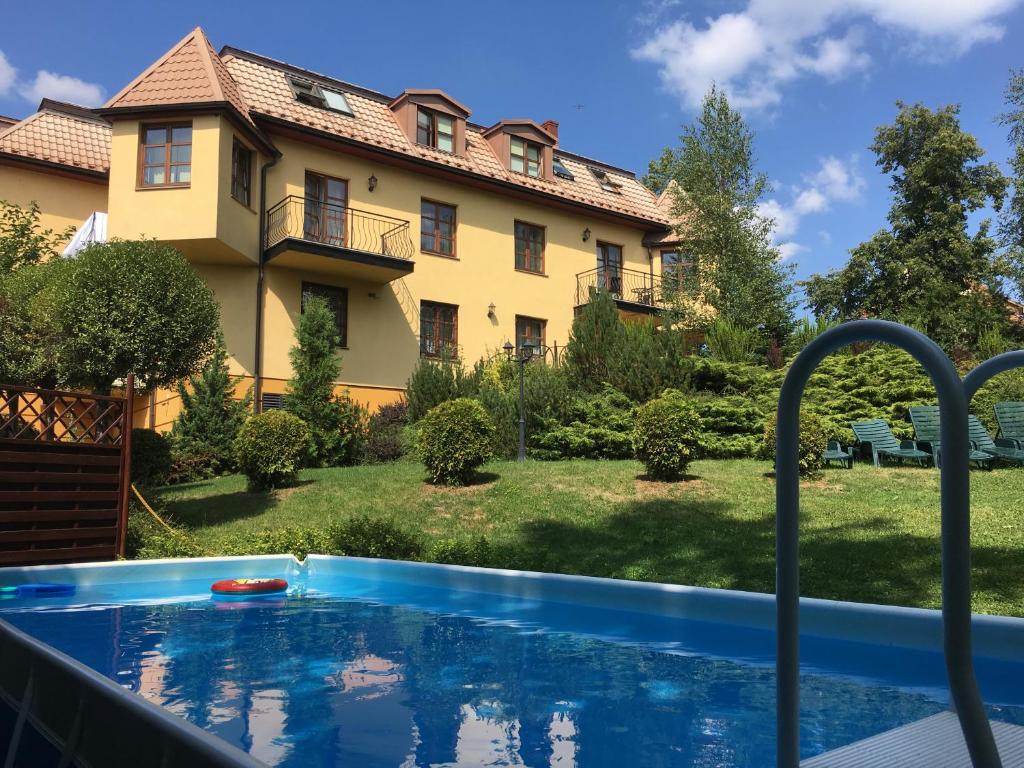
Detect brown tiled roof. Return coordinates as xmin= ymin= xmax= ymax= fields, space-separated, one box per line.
xmin=0 ymin=101 xmax=110 ymax=174
xmin=0 ymin=115 xmax=17 ymax=129
xmin=646 ymin=182 xmax=685 ymax=244
xmin=221 ymin=49 xmax=669 ymax=226
xmin=103 ymin=27 xmax=258 ymax=135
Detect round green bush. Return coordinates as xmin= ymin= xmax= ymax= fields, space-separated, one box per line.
xmin=761 ymin=411 xmax=828 ymax=476
xmin=130 ymin=428 xmax=172 ymax=487
xmin=417 ymin=398 xmax=495 ymax=485
xmin=631 ymin=389 xmax=703 ymax=480
xmin=234 ymin=411 xmax=310 ymax=491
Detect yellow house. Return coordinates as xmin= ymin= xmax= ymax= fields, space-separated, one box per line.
xmin=0 ymin=27 xmax=683 ymax=429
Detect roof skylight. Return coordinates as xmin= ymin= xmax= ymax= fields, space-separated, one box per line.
xmin=552 ymin=156 xmax=575 ymax=180
xmin=288 ymin=76 xmax=353 ymax=116
xmin=588 ymin=165 xmax=621 ymax=193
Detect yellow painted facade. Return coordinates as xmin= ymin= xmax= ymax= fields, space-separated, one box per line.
xmin=12 ymin=35 xmax=673 ymax=429
xmin=0 ymin=163 xmax=107 ymax=242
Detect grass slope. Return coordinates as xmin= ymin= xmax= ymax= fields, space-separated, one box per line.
xmin=154 ymin=459 xmax=1024 ymax=617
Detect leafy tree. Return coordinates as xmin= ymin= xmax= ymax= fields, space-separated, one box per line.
xmin=171 ymin=334 xmax=252 ymax=473
xmin=803 ymin=102 xmax=1012 ymax=353
xmin=0 ymin=200 xmax=74 ymax=273
xmin=285 ymin=296 xmax=365 ymax=466
xmin=52 ymin=239 xmax=220 ymax=392
xmin=644 ymin=85 xmax=796 ymax=342
xmin=999 ymin=69 xmax=1024 ymax=298
xmin=0 ymin=258 xmax=69 ymax=386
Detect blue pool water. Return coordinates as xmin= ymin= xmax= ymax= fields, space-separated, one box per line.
xmin=3 ymin=569 xmax=1024 ymax=767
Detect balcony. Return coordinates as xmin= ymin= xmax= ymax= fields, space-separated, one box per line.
xmin=575 ymin=266 xmax=667 ymax=315
xmin=264 ymin=196 xmax=415 ymax=282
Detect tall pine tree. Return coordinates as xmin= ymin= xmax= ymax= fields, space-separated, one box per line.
xmin=171 ymin=333 xmax=252 ymax=473
xmin=999 ymin=69 xmax=1024 ymax=301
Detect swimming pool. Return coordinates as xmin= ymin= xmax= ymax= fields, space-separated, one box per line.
xmin=1 ymin=555 xmax=1023 ymax=767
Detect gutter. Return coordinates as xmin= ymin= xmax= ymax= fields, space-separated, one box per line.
xmin=254 ymin=154 xmax=279 ymax=414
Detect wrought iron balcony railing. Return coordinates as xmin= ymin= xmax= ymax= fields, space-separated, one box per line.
xmin=575 ymin=266 xmax=668 ymax=310
xmin=265 ymin=196 xmax=415 ymax=261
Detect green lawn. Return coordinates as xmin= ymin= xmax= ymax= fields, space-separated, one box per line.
xmin=154 ymin=458 xmax=1024 ymax=617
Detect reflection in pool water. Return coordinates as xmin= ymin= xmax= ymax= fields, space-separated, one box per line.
xmin=4 ymin=591 xmax=1022 ymax=767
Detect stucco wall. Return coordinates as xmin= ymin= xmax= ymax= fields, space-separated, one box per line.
xmin=0 ymin=164 xmax=107 ymax=243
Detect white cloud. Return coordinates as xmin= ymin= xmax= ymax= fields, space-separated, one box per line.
xmin=759 ymin=155 xmax=865 ymax=258
xmin=632 ymin=0 xmax=1020 ymax=110
xmin=18 ymin=70 xmax=104 ymax=107
xmin=0 ymin=50 xmax=104 ymax=108
xmin=777 ymin=242 xmax=806 ymax=261
xmin=0 ymin=51 xmax=15 ymax=97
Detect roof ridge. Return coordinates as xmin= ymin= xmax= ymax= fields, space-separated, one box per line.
xmin=103 ymin=26 xmax=204 ymax=108
xmin=37 ymin=99 xmax=107 ymax=124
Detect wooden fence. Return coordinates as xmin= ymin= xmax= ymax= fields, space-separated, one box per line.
xmin=0 ymin=379 xmax=134 ymax=566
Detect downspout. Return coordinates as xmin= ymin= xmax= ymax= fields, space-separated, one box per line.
xmin=254 ymin=155 xmax=279 ymax=414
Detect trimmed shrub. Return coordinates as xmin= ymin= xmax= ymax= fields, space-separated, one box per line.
xmin=761 ymin=411 xmax=828 ymax=476
xmin=418 ymin=398 xmax=495 ymax=485
xmin=130 ymin=428 xmax=172 ymax=487
xmin=328 ymin=515 xmax=423 ymax=560
xmin=696 ymin=394 xmax=766 ymax=459
xmin=165 ymin=449 xmax=217 ymax=485
xmin=366 ymin=401 xmax=409 ymax=463
xmin=234 ymin=411 xmax=310 ymax=491
xmin=632 ymin=389 xmax=704 ymax=480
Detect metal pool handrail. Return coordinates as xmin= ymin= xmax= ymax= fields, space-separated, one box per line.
xmin=0 ymin=619 xmax=264 ymax=767
xmin=775 ymin=319 xmax=1001 ymax=768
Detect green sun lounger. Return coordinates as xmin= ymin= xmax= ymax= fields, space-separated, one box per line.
xmin=907 ymin=405 xmax=993 ymax=469
xmin=851 ymin=419 xmax=932 ymax=467
xmin=994 ymin=401 xmax=1024 ymax=450
xmin=823 ymin=440 xmax=854 ymax=468
xmin=968 ymin=415 xmax=1024 ymax=466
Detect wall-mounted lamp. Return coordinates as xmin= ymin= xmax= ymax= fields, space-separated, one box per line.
xmin=368 ymin=174 xmax=378 ymax=192
xmin=582 ymin=227 xmax=591 ymax=242
xmin=487 ymin=302 xmax=496 ymax=319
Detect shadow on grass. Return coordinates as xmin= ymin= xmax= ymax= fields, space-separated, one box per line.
xmin=163 ymin=489 xmax=281 ymax=529
xmin=422 ymin=470 xmax=501 ymax=489
xmin=499 ymin=497 xmax=1024 ymax=613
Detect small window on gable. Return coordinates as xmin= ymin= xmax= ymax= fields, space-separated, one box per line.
xmin=416 ymin=108 xmax=454 ymax=153
xmin=588 ymin=166 xmax=622 ymax=193
xmin=552 ymin=157 xmax=575 ymax=180
xmin=288 ymin=76 xmax=353 ymax=116
xmin=511 ymin=137 xmax=542 ymax=178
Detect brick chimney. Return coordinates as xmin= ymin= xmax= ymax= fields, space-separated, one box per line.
xmin=542 ymin=120 xmax=559 ymax=144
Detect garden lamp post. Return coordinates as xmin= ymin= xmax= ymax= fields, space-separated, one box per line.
xmin=503 ymin=339 xmax=535 ymax=461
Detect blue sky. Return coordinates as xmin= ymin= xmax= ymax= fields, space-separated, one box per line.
xmin=2 ymin=0 xmax=1022 ymax=297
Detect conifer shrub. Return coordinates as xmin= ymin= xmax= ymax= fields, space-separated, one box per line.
xmin=366 ymin=401 xmax=409 ymax=463
xmin=405 ymin=354 xmax=479 ymax=422
xmin=170 ymin=334 xmax=251 ymax=474
xmin=234 ymin=411 xmax=309 ymax=491
xmin=130 ymin=428 xmax=172 ymax=487
xmin=418 ymin=398 xmax=494 ymax=485
xmin=632 ymin=389 xmax=704 ymax=480
xmin=285 ymin=297 xmax=366 ymax=466
xmin=533 ymin=385 xmax=634 ymax=459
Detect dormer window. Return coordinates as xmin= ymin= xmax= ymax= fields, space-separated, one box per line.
xmin=287 ymin=76 xmax=353 ymax=116
xmin=589 ymin=165 xmax=622 ymax=193
xmin=511 ymin=137 xmax=542 ymax=178
xmin=416 ymin=108 xmax=454 ymax=153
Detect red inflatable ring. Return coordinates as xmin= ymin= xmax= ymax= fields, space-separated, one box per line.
xmin=211 ymin=578 xmax=288 ymax=596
